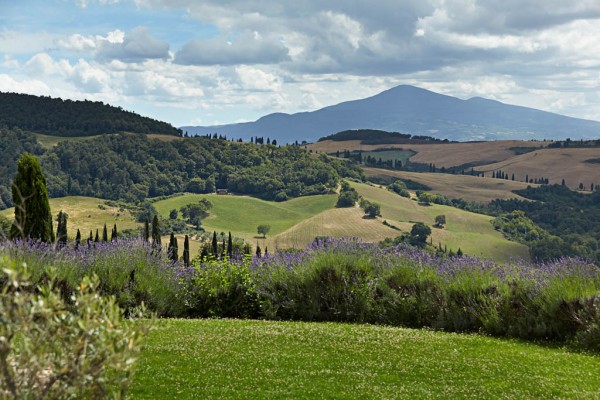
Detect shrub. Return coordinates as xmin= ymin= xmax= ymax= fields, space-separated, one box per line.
xmin=0 ymin=256 xmax=149 ymax=399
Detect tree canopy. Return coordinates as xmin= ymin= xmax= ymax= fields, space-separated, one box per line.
xmin=0 ymin=92 xmax=180 ymax=137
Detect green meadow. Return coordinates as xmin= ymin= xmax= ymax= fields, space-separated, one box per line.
xmin=130 ymin=319 xmax=600 ymax=399
xmin=350 ymin=181 xmax=530 ymax=261
xmin=153 ymin=193 xmax=337 ymax=239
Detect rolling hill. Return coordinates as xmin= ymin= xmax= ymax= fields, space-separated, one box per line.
xmin=153 ymin=187 xmax=530 ymax=262
xmin=181 ymin=85 xmax=600 ymax=143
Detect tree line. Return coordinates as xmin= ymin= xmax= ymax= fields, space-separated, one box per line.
xmin=0 ymin=92 xmax=180 ymax=137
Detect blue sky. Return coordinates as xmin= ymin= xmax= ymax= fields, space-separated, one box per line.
xmin=2 ymin=0 xmax=600 ymax=128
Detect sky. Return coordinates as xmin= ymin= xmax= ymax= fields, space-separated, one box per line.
xmin=1 ymin=0 xmax=600 ymax=128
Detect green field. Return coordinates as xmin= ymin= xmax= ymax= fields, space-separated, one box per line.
xmin=130 ymin=319 xmax=600 ymax=399
xmin=32 ymin=132 xmax=99 ymax=148
xmin=153 ymin=193 xmax=337 ymax=243
xmin=1 ymin=196 xmax=139 ymax=237
xmin=350 ymin=181 xmax=530 ymax=261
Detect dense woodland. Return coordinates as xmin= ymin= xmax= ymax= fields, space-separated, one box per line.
xmin=0 ymin=92 xmax=181 ymax=136
xmin=318 ymin=129 xmax=450 ymax=144
xmin=491 ymin=185 xmax=600 ymax=262
xmin=0 ymin=128 xmax=363 ymax=209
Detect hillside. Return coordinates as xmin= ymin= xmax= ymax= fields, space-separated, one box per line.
xmin=154 ymin=184 xmax=529 ymax=262
xmin=0 ymin=92 xmax=181 ymax=137
xmin=363 ymin=168 xmax=533 ymax=203
xmin=0 ymin=196 xmax=139 ymax=236
xmin=309 ymin=139 xmax=546 ymax=168
xmin=473 ymin=147 xmax=600 ymax=191
xmin=0 ymin=129 xmax=362 ymax=209
xmin=181 ymin=85 xmax=600 ymax=143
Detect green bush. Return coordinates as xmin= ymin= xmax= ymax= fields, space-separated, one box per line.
xmin=0 ymin=256 xmax=149 ymax=399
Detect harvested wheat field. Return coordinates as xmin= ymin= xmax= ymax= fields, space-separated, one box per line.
xmin=363 ymin=168 xmax=534 ymax=203
xmin=309 ymin=140 xmax=546 ymax=168
xmin=473 ymin=147 xmax=600 ymax=191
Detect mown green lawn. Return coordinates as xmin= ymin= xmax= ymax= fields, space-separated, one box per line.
xmin=130 ymin=319 xmax=600 ymax=399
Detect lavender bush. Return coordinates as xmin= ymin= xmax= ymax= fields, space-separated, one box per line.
xmin=1 ymin=237 xmax=599 ymax=351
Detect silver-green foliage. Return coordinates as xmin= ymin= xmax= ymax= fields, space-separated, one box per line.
xmin=0 ymin=256 xmax=148 ymax=399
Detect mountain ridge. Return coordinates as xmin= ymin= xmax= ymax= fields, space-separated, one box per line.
xmin=181 ymin=85 xmax=600 ymax=143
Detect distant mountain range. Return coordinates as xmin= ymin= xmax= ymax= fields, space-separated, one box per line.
xmin=181 ymin=85 xmax=600 ymax=143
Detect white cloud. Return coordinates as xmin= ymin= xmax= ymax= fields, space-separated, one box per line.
xmin=235 ymin=66 xmax=281 ymax=91
xmin=96 ymin=27 xmax=169 ymax=63
xmin=0 ymin=74 xmax=51 ymax=95
xmin=175 ymin=31 xmax=289 ymax=66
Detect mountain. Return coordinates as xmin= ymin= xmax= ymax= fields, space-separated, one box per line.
xmin=181 ymin=85 xmax=600 ymax=143
xmin=0 ymin=92 xmax=181 ymax=137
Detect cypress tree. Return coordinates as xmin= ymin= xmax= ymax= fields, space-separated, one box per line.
xmin=221 ymin=238 xmax=225 ymax=258
xmin=255 ymin=244 xmax=262 ymax=258
xmin=183 ymin=234 xmax=190 ymax=266
xmin=143 ymin=220 xmax=150 ymax=242
xmin=10 ymin=153 xmax=54 ymax=242
xmin=56 ymin=210 xmax=68 ymax=248
xmin=151 ymin=215 xmax=161 ymax=251
xmin=102 ymin=223 xmax=108 ymax=242
xmin=211 ymin=231 xmax=218 ymax=256
xmin=227 ymin=232 xmax=233 ymax=258
xmin=168 ymin=232 xmax=178 ymax=261
xmin=88 ymin=230 xmax=93 ymax=246
xmin=75 ymin=228 xmax=81 ymax=250
xmin=94 ymin=229 xmax=99 ymax=243
xmin=111 ymin=224 xmax=117 ymax=241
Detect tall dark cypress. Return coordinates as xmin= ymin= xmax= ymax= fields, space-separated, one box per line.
xmin=88 ymin=230 xmax=93 ymax=246
xmin=227 ymin=232 xmax=233 ymax=258
xmin=183 ymin=234 xmax=190 ymax=266
xmin=143 ymin=220 xmax=150 ymax=242
xmin=168 ymin=232 xmax=178 ymax=261
xmin=111 ymin=224 xmax=117 ymax=241
xmin=94 ymin=229 xmax=99 ymax=243
xmin=75 ymin=228 xmax=81 ymax=250
xmin=211 ymin=231 xmax=218 ymax=256
xmin=151 ymin=215 xmax=161 ymax=251
xmin=221 ymin=238 xmax=225 ymax=258
xmin=56 ymin=210 xmax=68 ymax=248
xmin=102 ymin=223 xmax=108 ymax=242
xmin=10 ymin=153 xmax=54 ymax=242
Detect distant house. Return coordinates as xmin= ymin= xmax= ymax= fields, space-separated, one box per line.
xmin=216 ymin=189 xmax=228 ymax=195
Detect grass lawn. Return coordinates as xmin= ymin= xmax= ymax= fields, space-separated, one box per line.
xmin=130 ymin=319 xmax=600 ymax=399
xmin=350 ymin=181 xmax=530 ymax=261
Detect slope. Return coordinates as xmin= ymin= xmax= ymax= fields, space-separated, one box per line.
xmin=349 ymin=181 xmax=530 ymax=261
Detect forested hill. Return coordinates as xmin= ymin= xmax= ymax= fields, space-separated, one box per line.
xmin=0 ymin=92 xmax=181 ymax=137
xmin=0 ymin=128 xmax=363 ymax=209
xmin=318 ymin=129 xmax=450 ymax=144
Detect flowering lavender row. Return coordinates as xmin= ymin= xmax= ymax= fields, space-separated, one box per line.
xmin=2 ymin=237 xmax=599 ymax=350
